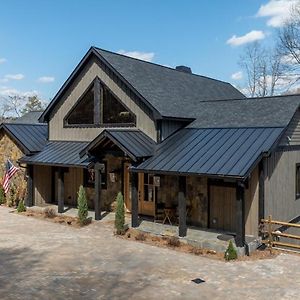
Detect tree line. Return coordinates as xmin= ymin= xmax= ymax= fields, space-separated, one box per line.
xmin=239 ymin=5 xmax=300 ymax=97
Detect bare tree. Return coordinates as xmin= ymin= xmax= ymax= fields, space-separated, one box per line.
xmin=239 ymin=42 xmax=285 ymax=97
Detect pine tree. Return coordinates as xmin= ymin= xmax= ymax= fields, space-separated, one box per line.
xmin=224 ymin=240 xmax=238 ymax=261
xmin=17 ymin=200 xmax=26 ymax=213
xmin=77 ymin=185 xmax=88 ymax=225
xmin=115 ymin=192 xmax=125 ymax=235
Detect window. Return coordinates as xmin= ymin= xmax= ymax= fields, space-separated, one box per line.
xmin=103 ymin=87 xmax=135 ymax=124
xmin=65 ymin=78 xmax=135 ymax=127
xmin=67 ymin=85 xmax=94 ymax=125
xmin=143 ymin=174 xmax=158 ymax=202
xmin=84 ymin=162 xmax=107 ymax=189
xmin=296 ymin=164 xmax=300 ymax=199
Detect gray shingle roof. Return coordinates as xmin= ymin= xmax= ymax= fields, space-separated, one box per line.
xmin=81 ymin=129 xmax=155 ymax=161
xmin=0 ymin=123 xmax=48 ymax=154
xmin=20 ymin=141 xmax=92 ymax=167
xmin=12 ymin=111 xmax=44 ymax=124
xmin=187 ymin=94 xmax=300 ymax=128
xmin=133 ymin=127 xmax=284 ymax=178
xmin=95 ymin=47 xmax=245 ymax=118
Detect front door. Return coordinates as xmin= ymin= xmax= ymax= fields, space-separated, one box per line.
xmin=138 ymin=173 xmax=156 ymax=216
xmin=209 ymin=185 xmax=236 ymax=233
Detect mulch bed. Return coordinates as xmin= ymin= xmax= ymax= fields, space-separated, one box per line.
xmin=119 ymin=228 xmax=280 ymax=262
xmin=11 ymin=207 xmax=89 ymax=228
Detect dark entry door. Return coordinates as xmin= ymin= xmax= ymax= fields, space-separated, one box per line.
xmin=209 ymin=185 xmax=236 ymax=233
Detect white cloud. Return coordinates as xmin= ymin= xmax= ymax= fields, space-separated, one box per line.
xmin=38 ymin=76 xmax=55 ymax=83
xmin=4 ymin=73 xmax=24 ymax=80
xmin=0 ymin=58 xmax=6 ymax=64
xmin=227 ymin=30 xmax=266 ymax=46
xmin=117 ymin=50 xmax=155 ymax=62
xmin=0 ymin=86 xmax=38 ymax=97
xmin=231 ymin=71 xmax=243 ymax=80
xmin=256 ymin=0 xmax=299 ymax=27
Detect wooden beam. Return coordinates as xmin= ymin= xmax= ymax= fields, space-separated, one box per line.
xmin=178 ymin=176 xmax=187 ymax=237
xmin=25 ymin=165 xmax=33 ymax=207
xmin=131 ymin=172 xmax=139 ymax=227
xmin=94 ymin=163 xmax=102 ymax=220
xmin=57 ymin=168 xmax=64 ymax=213
xmin=94 ymin=78 xmax=101 ymax=125
xmin=236 ymin=181 xmax=245 ymax=247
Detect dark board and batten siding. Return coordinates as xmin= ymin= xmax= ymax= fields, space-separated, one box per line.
xmin=160 ymin=120 xmax=187 ymax=141
xmin=264 ymin=150 xmax=300 ymax=222
xmin=280 ymin=109 xmax=300 ymax=146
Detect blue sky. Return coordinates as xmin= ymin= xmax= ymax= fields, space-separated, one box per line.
xmin=0 ymin=0 xmax=297 ymax=101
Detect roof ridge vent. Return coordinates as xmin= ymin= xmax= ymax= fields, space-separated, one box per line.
xmin=175 ymin=65 xmax=192 ymax=74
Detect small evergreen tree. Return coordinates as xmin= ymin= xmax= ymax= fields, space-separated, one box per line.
xmin=0 ymin=186 xmax=5 ymax=204
xmin=77 ymin=185 xmax=88 ymax=225
xmin=224 ymin=240 xmax=238 ymax=261
xmin=17 ymin=200 xmax=26 ymax=213
xmin=115 ymin=192 xmax=125 ymax=235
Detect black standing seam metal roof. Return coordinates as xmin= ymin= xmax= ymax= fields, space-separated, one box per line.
xmin=12 ymin=111 xmax=44 ymax=124
xmin=133 ymin=127 xmax=284 ymax=178
xmin=39 ymin=47 xmax=245 ymax=122
xmin=80 ymin=129 xmax=155 ymax=161
xmin=0 ymin=123 xmax=48 ymax=154
xmin=19 ymin=141 xmax=92 ymax=168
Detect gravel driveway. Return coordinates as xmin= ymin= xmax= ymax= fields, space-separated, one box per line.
xmin=0 ymin=206 xmax=300 ymax=300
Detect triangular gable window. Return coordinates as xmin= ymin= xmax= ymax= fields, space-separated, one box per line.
xmin=67 ymin=85 xmax=94 ymax=125
xmin=65 ymin=78 xmax=136 ymax=127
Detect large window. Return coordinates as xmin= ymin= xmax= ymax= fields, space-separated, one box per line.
xmin=296 ymin=164 xmax=300 ymax=199
xmin=65 ymin=78 xmax=135 ymax=127
xmin=67 ymin=85 xmax=94 ymax=125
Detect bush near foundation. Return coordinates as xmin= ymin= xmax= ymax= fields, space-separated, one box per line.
xmin=77 ymin=185 xmax=88 ymax=225
xmin=224 ymin=240 xmax=238 ymax=261
xmin=115 ymin=192 xmax=125 ymax=235
xmin=17 ymin=200 xmax=26 ymax=213
xmin=0 ymin=186 xmax=5 ymax=204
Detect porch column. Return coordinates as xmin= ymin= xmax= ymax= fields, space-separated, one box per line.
xmin=25 ymin=165 xmax=33 ymax=207
xmin=94 ymin=163 xmax=102 ymax=220
xmin=57 ymin=168 xmax=64 ymax=213
xmin=178 ymin=176 xmax=187 ymax=237
xmin=236 ymin=181 xmax=245 ymax=247
xmin=131 ymin=172 xmax=139 ymax=228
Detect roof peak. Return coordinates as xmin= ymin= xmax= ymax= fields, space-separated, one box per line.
xmin=92 ymin=46 xmax=234 ymax=86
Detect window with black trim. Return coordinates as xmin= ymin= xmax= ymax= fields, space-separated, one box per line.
xmin=84 ymin=162 xmax=107 ymax=189
xmin=296 ymin=164 xmax=300 ymax=199
xmin=65 ymin=78 xmax=136 ymax=127
xmin=67 ymin=85 xmax=94 ymax=124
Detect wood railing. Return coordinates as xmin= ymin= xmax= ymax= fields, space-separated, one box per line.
xmin=261 ymin=215 xmax=300 ymax=253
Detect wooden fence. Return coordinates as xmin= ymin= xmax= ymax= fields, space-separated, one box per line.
xmin=261 ymin=215 xmax=300 ymax=253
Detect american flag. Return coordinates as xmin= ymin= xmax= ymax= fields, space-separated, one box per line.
xmin=2 ymin=160 xmax=19 ymax=194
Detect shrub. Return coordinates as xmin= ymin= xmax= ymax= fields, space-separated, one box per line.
xmin=0 ymin=186 xmax=5 ymax=205
xmin=44 ymin=207 xmax=57 ymax=218
xmin=17 ymin=200 xmax=26 ymax=213
xmin=115 ymin=192 xmax=125 ymax=235
xmin=224 ymin=240 xmax=238 ymax=261
xmin=77 ymin=185 xmax=88 ymax=225
xmin=7 ymin=185 xmax=16 ymax=207
xmin=168 ymin=236 xmax=180 ymax=247
xmin=135 ymin=232 xmax=146 ymax=241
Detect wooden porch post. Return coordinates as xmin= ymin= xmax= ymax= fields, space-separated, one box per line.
xmin=131 ymin=172 xmax=139 ymax=228
xmin=57 ymin=168 xmax=64 ymax=213
xmin=94 ymin=163 xmax=102 ymax=220
xmin=25 ymin=165 xmax=33 ymax=207
xmin=178 ymin=176 xmax=187 ymax=237
xmin=236 ymin=181 xmax=245 ymax=247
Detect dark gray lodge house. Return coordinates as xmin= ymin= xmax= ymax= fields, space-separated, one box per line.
xmin=17 ymin=47 xmax=300 ymax=252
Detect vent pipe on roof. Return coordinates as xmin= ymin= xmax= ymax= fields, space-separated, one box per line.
xmin=175 ymin=65 xmax=192 ymax=74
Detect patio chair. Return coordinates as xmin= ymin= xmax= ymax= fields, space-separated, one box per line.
xmin=154 ymin=202 xmax=165 ymax=223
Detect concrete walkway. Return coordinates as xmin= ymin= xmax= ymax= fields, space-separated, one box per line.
xmin=1 ymin=206 xmax=300 ymax=299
